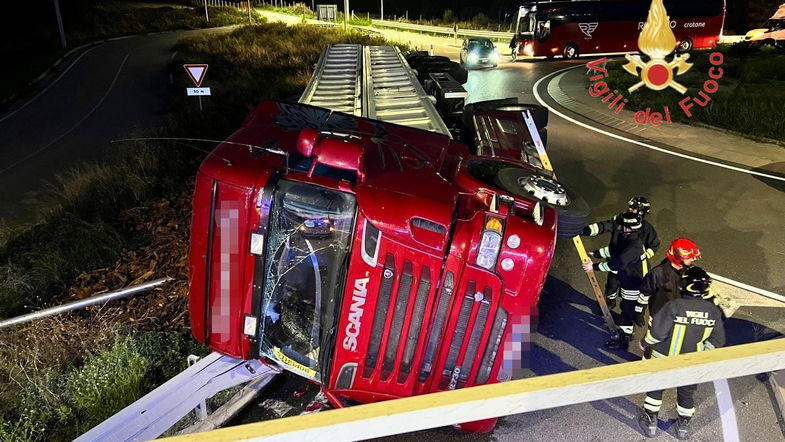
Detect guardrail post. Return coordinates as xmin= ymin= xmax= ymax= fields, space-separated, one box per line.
xmin=188 ymin=355 xmax=209 ymax=421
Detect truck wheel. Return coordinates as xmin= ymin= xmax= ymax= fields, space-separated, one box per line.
xmin=677 ymin=37 xmax=693 ymax=53
xmin=494 ymin=167 xmax=590 ymax=237
xmin=563 ymin=43 xmax=579 ymax=59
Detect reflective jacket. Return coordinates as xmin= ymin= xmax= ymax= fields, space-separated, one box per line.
xmin=643 ymin=296 xmax=725 ymax=358
xmin=638 ymin=258 xmax=683 ymax=315
xmin=584 ymin=215 xmax=660 ymax=262
xmin=591 ymin=232 xmax=645 ymax=290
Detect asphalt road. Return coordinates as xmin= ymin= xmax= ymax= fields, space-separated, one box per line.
xmin=0 ymin=28 xmax=239 ymax=225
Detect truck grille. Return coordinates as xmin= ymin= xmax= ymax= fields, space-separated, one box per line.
xmin=398 ymin=267 xmax=431 ymax=384
xmin=363 ymin=253 xmax=396 ymax=378
xmin=417 ymin=271 xmax=454 ymax=382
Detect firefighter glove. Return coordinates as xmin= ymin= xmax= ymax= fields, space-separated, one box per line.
xmin=582 ymin=261 xmax=594 ymax=272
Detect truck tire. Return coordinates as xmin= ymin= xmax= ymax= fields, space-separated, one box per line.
xmin=494 ymin=167 xmax=590 ymax=238
xmin=414 ymin=61 xmax=468 ymax=84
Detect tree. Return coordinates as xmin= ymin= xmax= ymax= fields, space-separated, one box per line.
xmin=442 ymin=9 xmax=455 ymax=25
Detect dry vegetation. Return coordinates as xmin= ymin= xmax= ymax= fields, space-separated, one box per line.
xmin=0 ymin=22 xmax=392 ymax=441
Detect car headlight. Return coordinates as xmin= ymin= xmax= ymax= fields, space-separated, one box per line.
xmin=490 ymin=50 xmax=500 ymax=61
xmin=476 ymin=216 xmax=504 ymax=270
xmin=468 ymin=52 xmax=479 ymax=63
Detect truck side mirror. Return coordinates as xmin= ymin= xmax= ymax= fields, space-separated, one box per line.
xmin=297 ymin=128 xmax=319 ymax=157
xmin=310 ymin=137 xmax=365 ymax=182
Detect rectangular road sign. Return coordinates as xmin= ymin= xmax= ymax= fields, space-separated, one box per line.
xmin=184 ymin=64 xmax=209 ymax=87
xmin=187 ymin=87 xmax=211 ymax=96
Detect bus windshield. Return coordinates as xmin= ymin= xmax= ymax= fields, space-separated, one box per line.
xmin=259 ymin=179 xmax=356 ymax=381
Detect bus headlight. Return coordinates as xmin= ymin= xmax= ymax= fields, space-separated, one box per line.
xmin=476 ymin=216 xmax=504 ymax=270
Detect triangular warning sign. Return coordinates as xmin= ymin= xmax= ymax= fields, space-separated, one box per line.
xmin=184 ymin=64 xmax=209 ymax=87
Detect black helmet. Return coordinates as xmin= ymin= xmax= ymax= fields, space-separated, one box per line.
xmin=679 ymin=266 xmax=712 ymax=298
xmin=620 ymin=212 xmax=642 ymax=231
xmin=628 ymin=196 xmax=651 ymax=216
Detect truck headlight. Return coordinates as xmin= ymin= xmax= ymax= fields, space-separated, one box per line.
xmin=476 ymin=216 xmax=504 ymax=270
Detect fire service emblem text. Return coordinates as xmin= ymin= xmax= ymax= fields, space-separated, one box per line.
xmin=585 ymin=0 xmax=725 ymax=126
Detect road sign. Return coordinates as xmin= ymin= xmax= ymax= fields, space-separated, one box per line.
xmin=183 ymin=64 xmax=209 ymax=87
xmin=187 ymin=87 xmax=211 ymax=96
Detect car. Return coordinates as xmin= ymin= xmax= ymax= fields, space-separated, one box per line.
xmin=745 ymin=3 xmax=785 ymax=50
xmin=459 ymin=37 xmax=500 ymax=68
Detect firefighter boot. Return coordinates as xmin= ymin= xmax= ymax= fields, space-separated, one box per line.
xmin=676 ymin=416 xmax=691 ymax=440
xmin=638 ymin=410 xmax=658 ymax=438
xmin=604 ymin=332 xmax=630 ymax=350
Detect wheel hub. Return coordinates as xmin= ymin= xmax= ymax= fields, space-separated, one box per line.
xmin=518 ymin=174 xmax=569 ymax=206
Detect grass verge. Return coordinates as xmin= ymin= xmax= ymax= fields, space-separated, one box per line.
xmin=600 ymin=44 xmax=785 ymax=142
xmin=0 ymin=22 xmax=393 ymax=441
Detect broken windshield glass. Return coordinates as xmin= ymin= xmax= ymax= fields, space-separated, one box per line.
xmin=259 ymin=179 xmax=356 ymax=381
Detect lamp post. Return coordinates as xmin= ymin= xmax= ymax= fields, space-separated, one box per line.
xmin=343 ymin=0 xmax=349 ymax=30
xmin=380 ymin=0 xmax=383 ymax=21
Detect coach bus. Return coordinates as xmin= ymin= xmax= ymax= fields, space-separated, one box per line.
xmin=513 ymin=0 xmax=726 ymax=59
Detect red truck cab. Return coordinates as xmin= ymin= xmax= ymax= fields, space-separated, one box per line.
xmin=188 ymin=100 xmax=565 ymax=431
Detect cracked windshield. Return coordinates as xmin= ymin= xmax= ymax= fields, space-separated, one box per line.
xmin=260 ymin=179 xmax=356 ymax=380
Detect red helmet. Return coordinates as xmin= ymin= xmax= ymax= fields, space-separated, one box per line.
xmin=666 ymin=238 xmax=701 ymax=266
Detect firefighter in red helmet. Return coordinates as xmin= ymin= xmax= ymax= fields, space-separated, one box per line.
xmin=636 ymin=238 xmax=702 ymax=326
xmin=638 ymin=266 xmax=725 ymax=439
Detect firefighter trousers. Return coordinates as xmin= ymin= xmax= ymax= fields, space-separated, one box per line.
xmin=617 ymin=288 xmax=640 ymax=336
xmin=643 ymin=383 xmax=697 ymax=417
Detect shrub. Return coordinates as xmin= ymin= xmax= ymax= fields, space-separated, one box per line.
xmin=471 ymin=13 xmax=489 ymax=28
xmin=442 ymin=9 xmax=455 ymax=24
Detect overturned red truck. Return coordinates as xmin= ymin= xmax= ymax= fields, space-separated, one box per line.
xmin=188 ymin=47 xmax=588 ymax=432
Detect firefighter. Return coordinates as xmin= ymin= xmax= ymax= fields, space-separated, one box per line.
xmin=638 ymin=266 xmax=725 ymax=439
xmin=636 ymin=238 xmax=702 ymax=327
xmin=581 ymin=212 xmax=645 ymax=349
xmin=581 ymin=196 xmax=660 ymax=309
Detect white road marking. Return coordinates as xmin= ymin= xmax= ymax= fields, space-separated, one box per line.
xmin=709 ymin=272 xmax=785 ymax=304
xmin=0 ymin=45 xmax=100 ymax=124
xmin=713 ymin=379 xmax=740 ymax=442
xmin=532 ymin=66 xmax=785 ymax=183
xmin=0 ymin=53 xmax=131 ymax=175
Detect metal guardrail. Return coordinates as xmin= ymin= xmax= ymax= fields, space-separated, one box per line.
xmin=371 ymin=19 xmax=512 ymax=41
xmin=76 ymin=353 xmax=278 ymax=441
xmin=0 ymin=277 xmax=172 ymax=330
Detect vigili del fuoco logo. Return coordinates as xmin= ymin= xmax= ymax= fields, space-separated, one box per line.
xmin=585 ymin=0 xmax=725 ymax=126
